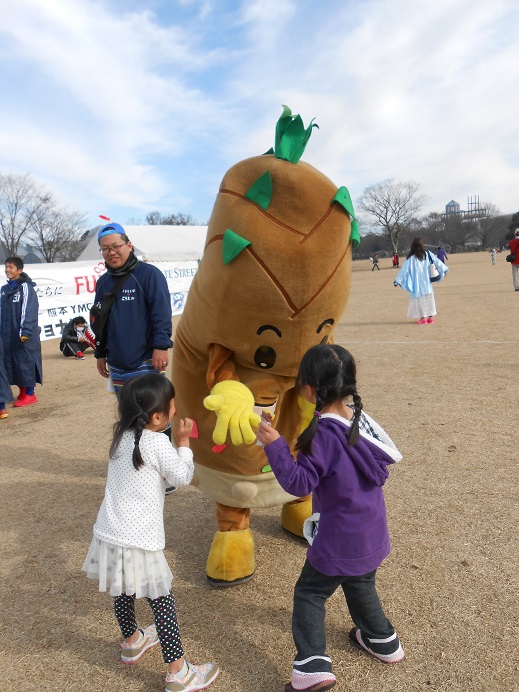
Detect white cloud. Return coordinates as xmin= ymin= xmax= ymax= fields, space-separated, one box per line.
xmin=0 ymin=0 xmax=517 ymax=226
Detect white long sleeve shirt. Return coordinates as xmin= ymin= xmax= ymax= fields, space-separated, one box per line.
xmin=93 ymin=429 xmax=194 ymax=551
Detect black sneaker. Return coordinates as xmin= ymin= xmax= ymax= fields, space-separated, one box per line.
xmin=348 ymin=627 xmax=404 ymax=663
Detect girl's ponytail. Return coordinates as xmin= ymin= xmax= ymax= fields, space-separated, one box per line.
xmin=294 ymin=390 xmax=323 ymax=454
xmin=109 ymin=372 xmax=175 ymax=469
xmin=348 ymin=392 xmax=363 ymax=446
xmin=132 ymin=411 xmax=149 ymax=470
xmin=294 ymin=343 xmax=362 ymax=453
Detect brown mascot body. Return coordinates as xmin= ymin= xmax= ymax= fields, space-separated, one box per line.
xmin=172 ymin=108 xmax=359 ymax=585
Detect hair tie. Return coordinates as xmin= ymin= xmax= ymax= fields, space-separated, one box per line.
xmin=313 ymin=410 xmax=321 ymax=418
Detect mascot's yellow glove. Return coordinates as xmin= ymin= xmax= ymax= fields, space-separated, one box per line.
xmin=204 ymin=381 xmax=261 ymax=446
xmin=298 ymin=394 xmax=316 ymax=435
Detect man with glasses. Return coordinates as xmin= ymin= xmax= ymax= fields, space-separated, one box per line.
xmin=93 ymin=223 xmax=173 ymax=396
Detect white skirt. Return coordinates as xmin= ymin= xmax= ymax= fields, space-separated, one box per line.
xmin=82 ymin=536 xmax=173 ymax=600
xmin=407 ymin=292 xmax=436 ymax=318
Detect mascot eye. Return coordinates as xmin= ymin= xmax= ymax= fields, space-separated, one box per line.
xmin=254 ymin=345 xmax=277 ymax=369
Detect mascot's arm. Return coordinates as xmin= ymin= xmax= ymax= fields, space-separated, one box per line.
xmin=206 ymin=343 xmax=240 ymax=388
xmin=204 ymin=344 xmax=260 ymax=446
xmin=204 ymin=381 xmax=261 ymax=446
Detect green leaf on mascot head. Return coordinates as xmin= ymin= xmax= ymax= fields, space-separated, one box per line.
xmin=222 ymin=229 xmax=251 ymax=265
xmin=350 ymin=219 xmax=360 ymax=248
xmin=245 ymin=171 xmax=272 ymax=211
xmin=274 ymin=105 xmax=318 ymax=164
xmin=333 ymin=186 xmax=360 ymax=248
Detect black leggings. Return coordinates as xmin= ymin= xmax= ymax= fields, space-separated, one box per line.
xmin=114 ymin=591 xmax=184 ymax=663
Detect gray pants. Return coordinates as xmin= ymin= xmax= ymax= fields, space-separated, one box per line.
xmin=62 ymin=342 xmax=89 ymax=357
xmin=512 ymin=264 xmax=519 ymax=290
xmin=292 ymin=559 xmax=395 ymax=674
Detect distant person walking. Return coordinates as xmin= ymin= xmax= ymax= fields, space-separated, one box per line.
xmin=0 ymin=257 xmax=42 ymax=406
xmin=437 ymin=246 xmax=448 ymax=263
xmin=490 ymin=248 xmax=497 ymax=265
xmin=394 ymin=238 xmax=448 ymax=324
xmin=508 ymin=229 xmax=519 ymax=291
xmin=371 ymin=254 xmax=381 ymax=271
xmin=392 ymin=252 xmax=399 ymax=269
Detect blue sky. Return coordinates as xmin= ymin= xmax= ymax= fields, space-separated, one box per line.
xmin=0 ymin=0 xmax=518 ymax=229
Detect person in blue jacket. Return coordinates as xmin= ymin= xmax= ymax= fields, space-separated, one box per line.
xmin=93 ymin=223 xmax=173 ymax=398
xmin=394 ymin=237 xmax=448 ymax=324
xmin=1 ymin=257 xmax=42 ymax=407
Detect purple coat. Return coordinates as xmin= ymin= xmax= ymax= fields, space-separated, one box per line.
xmin=264 ymin=415 xmax=400 ymax=577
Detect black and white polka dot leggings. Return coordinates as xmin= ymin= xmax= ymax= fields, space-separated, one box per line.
xmin=114 ymin=591 xmax=184 ymax=663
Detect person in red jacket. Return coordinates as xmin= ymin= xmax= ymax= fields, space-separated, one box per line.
xmin=509 ymin=229 xmax=519 ymax=291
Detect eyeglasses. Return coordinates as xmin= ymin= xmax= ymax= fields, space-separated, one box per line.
xmin=99 ymin=243 xmax=127 ymax=255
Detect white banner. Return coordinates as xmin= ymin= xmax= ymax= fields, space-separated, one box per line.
xmin=24 ymin=259 xmax=199 ymax=341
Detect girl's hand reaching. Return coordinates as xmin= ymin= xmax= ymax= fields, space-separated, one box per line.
xmin=255 ymin=419 xmax=280 ymax=447
xmin=176 ymin=418 xmax=194 ymax=447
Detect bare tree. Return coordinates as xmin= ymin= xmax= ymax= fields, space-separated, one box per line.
xmin=439 ymin=215 xmax=477 ymax=252
xmin=0 ymin=173 xmax=43 ymax=255
xmin=146 ymin=211 xmax=196 ymax=226
xmin=57 ymin=237 xmax=88 ymax=262
xmin=26 ymin=199 xmax=87 ymax=263
xmin=357 ymin=179 xmax=427 ymax=253
xmin=471 ymin=204 xmax=504 ymax=249
xmin=146 ymin=211 xmax=162 ymax=225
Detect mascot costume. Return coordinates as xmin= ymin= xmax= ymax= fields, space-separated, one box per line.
xmin=172 ymin=106 xmax=359 ymax=585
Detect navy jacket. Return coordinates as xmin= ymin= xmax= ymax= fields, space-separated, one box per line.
xmin=0 ymin=335 xmax=13 ymax=403
xmin=0 ymin=273 xmax=43 ymax=386
xmin=93 ymin=262 xmax=172 ymax=371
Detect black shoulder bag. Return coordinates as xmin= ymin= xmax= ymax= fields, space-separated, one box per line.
xmin=90 ymin=273 xmax=132 ymax=355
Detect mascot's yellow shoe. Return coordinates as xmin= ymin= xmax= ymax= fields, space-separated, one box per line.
xmin=281 ymin=498 xmax=313 ymax=539
xmin=206 ymin=528 xmax=255 ymax=587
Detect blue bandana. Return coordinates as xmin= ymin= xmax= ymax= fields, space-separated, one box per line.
xmin=98 ymin=222 xmax=126 ymax=241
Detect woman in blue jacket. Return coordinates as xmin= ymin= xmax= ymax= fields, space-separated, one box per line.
xmin=394 ymin=237 xmax=448 ymax=324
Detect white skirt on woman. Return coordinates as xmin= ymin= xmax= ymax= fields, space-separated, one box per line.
xmin=407 ymin=291 xmax=436 ymax=318
xmin=82 ymin=536 xmax=173 ymax=600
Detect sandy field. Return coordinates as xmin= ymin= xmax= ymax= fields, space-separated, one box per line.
xmin=0 ymin=251 xmax=517 ymax=692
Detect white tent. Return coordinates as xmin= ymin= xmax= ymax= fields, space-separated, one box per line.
xmin=79 ymin=225 xmax=208 ymax=262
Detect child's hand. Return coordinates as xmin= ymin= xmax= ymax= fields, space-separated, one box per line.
xmin=176 ymin=418 xmax=194 ymax=446
xmin=255 ymin=420 xmax=280 ymax=446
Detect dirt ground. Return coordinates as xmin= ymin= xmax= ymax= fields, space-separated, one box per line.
xmin=0 ymin=252 xmax=517 ymax=692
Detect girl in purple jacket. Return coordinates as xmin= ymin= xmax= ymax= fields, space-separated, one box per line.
xmin=256 ymin=344 xmax=404 ymax=692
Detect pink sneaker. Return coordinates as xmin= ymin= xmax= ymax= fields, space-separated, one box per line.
xmin=120 ymin=624 xmax=159 ymax=664
xmin=285 ymin=669 xmax=337 ymax=690
xmin=427 ymin=317 xmax=434 ymax=324
xmin=165 ymin=661 xmax=219 ymax=691
xmin=416 ymin=318 xmax=427 ymax=324
xmin=13 ymin=394 xmax=38 ymax=407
